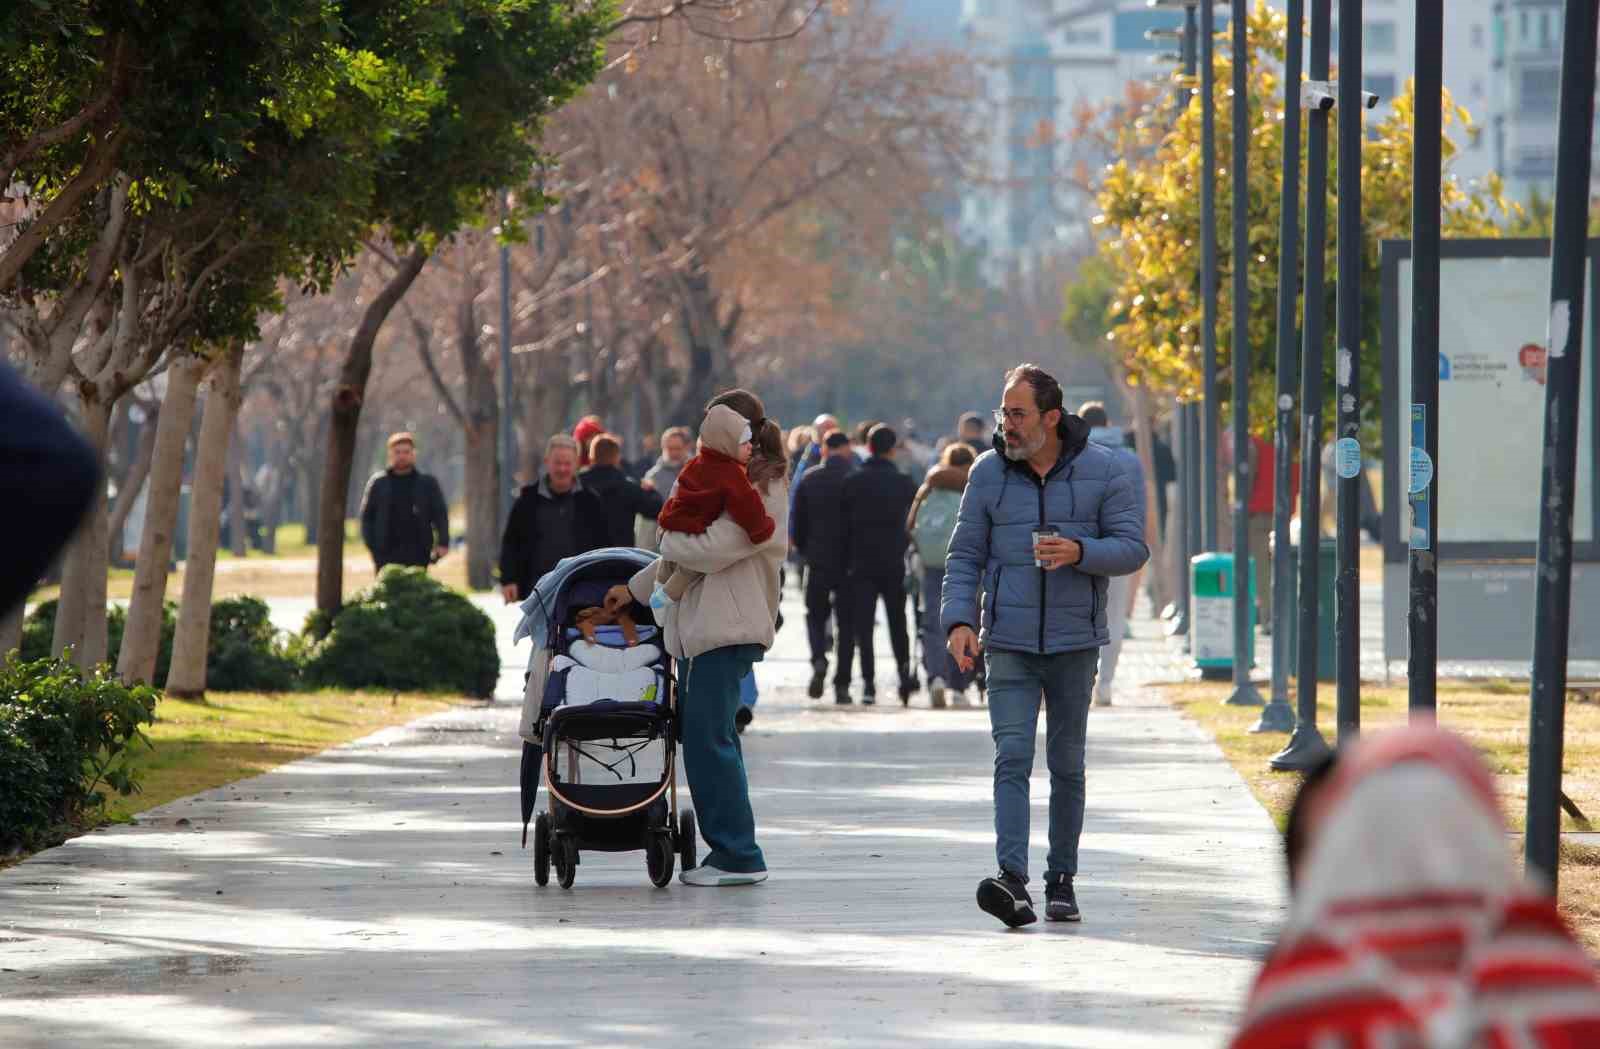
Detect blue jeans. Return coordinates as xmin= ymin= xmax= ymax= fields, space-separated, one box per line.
xmin=739 ymin=671 xmax=758 ymax=709
xmin=986 ymin=647 xmax=1098 ymax=882
xmin=679 ymin=645 xmax=767 ymax=873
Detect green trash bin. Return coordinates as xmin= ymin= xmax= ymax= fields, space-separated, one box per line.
xmin=1190 ymin=550 xmax=1256 ymax=677
xmin=1282 ymin=538 xmax=1337 ymax=682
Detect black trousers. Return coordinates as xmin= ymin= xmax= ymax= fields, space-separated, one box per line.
xmin=850 ymin=571 xmax=911 ymax=690
xmin=805 ymin=569 xmax=852 ymax=683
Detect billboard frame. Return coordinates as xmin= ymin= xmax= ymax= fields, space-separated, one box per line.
xmin=1379 ymin=237 xmax=1600 ymax=564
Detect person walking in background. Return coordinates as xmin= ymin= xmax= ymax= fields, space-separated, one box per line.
xmin=793 ymin=430 xmax=857 ymax=702
xmin=842 ymin=424 xmax=918 ymax=705
xmin=898 ymin=418 xmax=934 ymax=477
xmin=578 ymin=432 xmax=665 ymax=549
xmin=954 ymin=411 xmax=989 ymax=455
xmin=626 ymin=432 xmax=659 ymax=482
xmin=573 ymin=415 xmax=605 ymax=468
xmin=943 ymin=365 xmax=1148 ymax=927
xmin=788 ymin=413 xmax=841 ymax=593
xmin=636 ymin=426 xmax=692 ymax=549
xmin=1080 ymin=401 xmax=1145 ymax=707
xmin=359 ymin=432 xmax=450 ymax=573
xmin=908 ymin=442 xmax=978 ymax=708
xmin=1231 ymin=727 xmax=1600 ymax=1048
xmin=499 ymin=434 xmax=607 ymax=602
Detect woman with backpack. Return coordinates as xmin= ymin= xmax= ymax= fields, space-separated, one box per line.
xmin=907 ymin=442 xmax=980 ymax=708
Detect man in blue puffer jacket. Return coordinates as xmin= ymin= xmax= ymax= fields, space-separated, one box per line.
xmin=942 ymin=364 xmax=1149 ymax=928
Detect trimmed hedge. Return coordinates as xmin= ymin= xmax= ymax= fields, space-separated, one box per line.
xmin=206 ymin=597 xmax=299 ymax=692
xmin=21 ymin=599 xmax=175 ymax=686
xmin=300 ymin=568 xmax=499 ymax=698
xmin=0 ymin=656 xmax=157 ymax=852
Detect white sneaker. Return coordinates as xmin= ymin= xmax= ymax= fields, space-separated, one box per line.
xmin=680 ymin=865 xmax=769 ymax=887
xmin=951 ymin=687 xmax=971 ymax=708
xmin=1093 ymin=691 xmax=1112 ymax=707
xmin=929 ymin=676 xmax=947 ymax=709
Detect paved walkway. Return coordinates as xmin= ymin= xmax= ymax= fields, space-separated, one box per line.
xmin=1 ymin=584 xmax=1284 ymax=1048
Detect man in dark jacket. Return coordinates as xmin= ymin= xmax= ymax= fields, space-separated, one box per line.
xmin=359 ymin=432 xmax=450 ymax=572
xmin=841 ymin=424 xmax=919 ymax=705
xmin=792 ymin=431 xmax=856 ymax=701
xmin=578 ymin=432 xmax=664 ymax=548
xmin=499 ymin=434 xmax=608 ymax=602
xmin=943 ymin=364 xmax=1148 ymax=929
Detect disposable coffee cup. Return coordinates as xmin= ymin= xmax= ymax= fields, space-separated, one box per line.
xmin=1032 ymin=526 xmax=1059 ymax=568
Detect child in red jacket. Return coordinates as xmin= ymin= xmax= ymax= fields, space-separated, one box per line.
xmin=652 ymin=403 xmax=776 ymax=607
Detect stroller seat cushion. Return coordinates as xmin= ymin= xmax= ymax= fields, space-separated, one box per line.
xmin=548 ymin=660 xmax=661 ymax=708
xmin=568 ymin=640 xmax=663 ymax=674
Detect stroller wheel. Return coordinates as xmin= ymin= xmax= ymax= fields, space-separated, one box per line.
xmin=533 ymin=813 xmax=551 ymax=887
xmin=556 ymin=835 xmax=579 ymax=889
xmin=647 ymin=832 xmax=676 ymax=888
xmin=678 ymin=810 xmax=698 ymax=872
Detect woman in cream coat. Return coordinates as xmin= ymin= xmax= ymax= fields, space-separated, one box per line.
xmin=605 ymin=389 xmax=787 ymax=886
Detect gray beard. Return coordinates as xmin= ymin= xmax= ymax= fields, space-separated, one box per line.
xmin=1002 ymin=433 xmax=1043 ymax=461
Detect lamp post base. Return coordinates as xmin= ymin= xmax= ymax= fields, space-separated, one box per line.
xmin=1251 ymin=695 xmax=1296 ymax=733
xmin=1269 ymin=723 xmax=1333 ymax=771
xmin=1225 ymin=680 xmax=1265 ymax=706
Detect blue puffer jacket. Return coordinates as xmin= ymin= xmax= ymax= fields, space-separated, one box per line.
xmin=941 ymin=418 xmax=1149 ymax=655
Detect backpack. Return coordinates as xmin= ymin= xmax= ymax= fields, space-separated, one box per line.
xmin=911 ymin=489 xmax=961 ymax=569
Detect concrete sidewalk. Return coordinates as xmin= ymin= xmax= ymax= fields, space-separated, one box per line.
xmin=0 ymin=584 xmax=1284 ymax=1048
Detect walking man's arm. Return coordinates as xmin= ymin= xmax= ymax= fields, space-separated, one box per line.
xmin=1075 ymin=461 xmax=1149 ymax=577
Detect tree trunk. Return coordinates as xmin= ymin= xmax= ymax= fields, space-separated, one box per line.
xmin=0 ymin=602 xmax=23 ymax=658
xmin=227 ymin=422 xmax=249 ymax=557
xmin=53 ymin=400 xmax=113 ymax=663
xmin=117 ymin=356 xmax=205 ymax=685
xmin=454 ymin=272 xmax=499 ymax=592
xmin=167 ymin=346 xmax=243 ymax=699
xmin=106 ymin=403 xmax=158 ymax=566
xmin=316 ymin=246 xmax=429 ymax=614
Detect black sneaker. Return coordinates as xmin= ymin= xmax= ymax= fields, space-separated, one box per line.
xmin=1045 ymin=873 xmax=1080 ymax=923
xmin=735 ymin=706 xmax=753 ymax=734
xmin=977 ymin=870 xmax=1036 ymax=928
xmin=898 ymin=669 xmax=918 ymax=706
xmin=861 ymin=689 xmax=876 ymax=706
xmin=808 ymin=664 xmax=827 ymax=699
xmin=834 ymin=686 xmax=853 ymax=706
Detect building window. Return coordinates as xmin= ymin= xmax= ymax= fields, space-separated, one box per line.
xmin=1472 ymin=77 xmax=1484 ymax=99
xmin=1471 ymin=24 xmax=1484 ymax=48
xmin=1365 ymin=73 xmax=1397 ymax=103
xmin=1365 ymin=20 xmax=1397 ymax=55
xmin=1519 ymin=66 xmax=1560 ymax=116
xmin=1064 ymin=28 xmax=1101 ymax=45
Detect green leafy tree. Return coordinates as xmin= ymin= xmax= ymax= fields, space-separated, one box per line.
xmin=1076 ymin=2 xmax=1520 ymax=434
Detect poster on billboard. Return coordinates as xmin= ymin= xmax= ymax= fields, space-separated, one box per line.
xmin=1381 ymin=240 xmax=1599 ymax=562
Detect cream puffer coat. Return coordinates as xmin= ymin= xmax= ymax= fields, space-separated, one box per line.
xmin=628 ymin=478 xmax=788 ymax=660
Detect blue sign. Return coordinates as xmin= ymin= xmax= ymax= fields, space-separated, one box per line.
xmin=1409 ymin=404 xmax=1432 ymax=551
xmin=1335 ymin=437 xmax=1362 ymax=480
xmin=1439 ymin=352 xmax=1452 ymax=380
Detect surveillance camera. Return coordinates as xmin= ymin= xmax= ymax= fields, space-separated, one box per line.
xmin=1362 ymin=90 xmax=1380 ymax=109
xmin=1301 ymin=81 xmax=1336 ymax=112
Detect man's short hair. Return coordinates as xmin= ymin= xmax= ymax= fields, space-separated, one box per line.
xmin=823 ymin=431 xmax=852 ymax=451
xmin=590 ymin=433 xmax=623 ymax=465
xmin=545 ymin=433 xmax=579 ymax=457
xmin=387 ymin=431 xmax=416 ymax=450
xmin=1078 ymin=401 xmax=1110 ymax=428
xmin=867 ymin=424 xmax=897 ymax=456
xmin=661 ymin=426 xmax=691 ymax=445
xmin=853 ymin=420 xmax=877 ymax=445
xmin=958 ymin=411 xmax=984 ymax=431
xmin=1003 ymin=364 xmax=1065 ymax=418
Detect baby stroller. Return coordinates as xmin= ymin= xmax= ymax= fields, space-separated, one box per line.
xmin=513 ymin=549 xmax=697 ymax=889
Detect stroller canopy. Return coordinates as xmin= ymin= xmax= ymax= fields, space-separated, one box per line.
xmin=512 ymin=546 xmax=658 ymax=648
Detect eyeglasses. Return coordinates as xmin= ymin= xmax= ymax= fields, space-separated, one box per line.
xmin=993 ymin=408 xmax=1036 ymax=426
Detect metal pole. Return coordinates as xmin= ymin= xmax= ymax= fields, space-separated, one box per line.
xmin=1333 ymin=0 xmax=1363 ymax=747
xmin=1255 ymin=0 xmax=1304 ymax=732
xmin=1407 ymin=0 xmax=1442 ymax=720
xmin=1186 ymin=402 xmax=1202 ymax=653
xmin=1168 ymin=3 xmax=1199 ymax=642
xmin=1272 ymin=0 xmax=1333 ymax=771
xmin=1526 ymin=0 xmax=1599 ymax=893
xmin=1200 ymin=0 xmax=1220 ymax=551
xmin=1226 ymin=0 xmax=1262 ymax=707
xmin=499 ymin=193 xmax=516 ymax=527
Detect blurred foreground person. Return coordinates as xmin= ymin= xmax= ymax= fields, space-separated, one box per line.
xmin=842 ymin=424 xmax=917 ymax=705
xmin=0 ymin=361 xmax=98 ymax=615
xmin=907 ymin=442 xmax=978 ymax=707
xmin=1230 ymin=726 xmax=1600 ymax=1049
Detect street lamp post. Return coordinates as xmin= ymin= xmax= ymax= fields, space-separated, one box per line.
xmin=1224 ymin=0 xmax=1261 ymax=708
xmin=498 ymin=193 xmax=517 ymax=529
xmin=1271 ymin=0 xmax=1333 ymax=771
xmin=1333 ymin=0 xmax=1364 ymax=747
xmin=1525 ymin=0 xmax=1600 ymax=893
xmin=1200 ymin=0 xmax=1220 ymax=553
xmin=1254 ymin=0 xmax=1304 ymax=733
